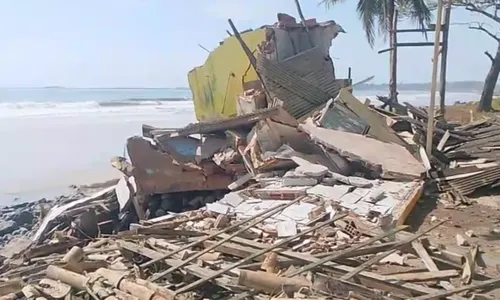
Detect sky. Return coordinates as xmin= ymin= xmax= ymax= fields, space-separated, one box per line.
xmin=0 ymin=0 xmax=497 ymax=87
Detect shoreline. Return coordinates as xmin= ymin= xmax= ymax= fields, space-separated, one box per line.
xmin=0 ymin=174 xmax=121 ymax=207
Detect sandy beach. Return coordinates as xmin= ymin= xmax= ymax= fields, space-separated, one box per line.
xmin=0 ymin=98 xmax=195 ymax=205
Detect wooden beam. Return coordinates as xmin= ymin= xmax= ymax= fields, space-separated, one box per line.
xmin=378 ymin=43 xmax=443 ymax=54
xmin=439 ymin=2 xmax=452 ymax=116
xmin=148 ymin=199 xmax=302 ymax=280
xmin=426 ymin=0 xmax=444 ymax=155
xmin=173 ymin=213 xmax=347 ymax=295
xmin=340 ymin=221 xmax=445 ymax=280
xmin=413 ymin=277 xmax=500 ymax=300
xmin=396 ymin=28 xmax=436 ymax=33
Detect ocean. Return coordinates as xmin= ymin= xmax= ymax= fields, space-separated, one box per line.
xmin=0 ymin=88 xmax=480 ymax=205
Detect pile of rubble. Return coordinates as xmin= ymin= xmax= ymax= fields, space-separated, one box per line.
xmin=2 ymin=13 xmax=500 ymax=300
xmin=1 ymin=85 xmax=499 ymax=300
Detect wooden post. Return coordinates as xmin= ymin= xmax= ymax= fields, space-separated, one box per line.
xmin=426 ymin=0 xmax=444 ymax=156
xmin=389 ymin=9 xmax=399 ymax=104
xmin=439 ymin=1 xmax=452 ymax=116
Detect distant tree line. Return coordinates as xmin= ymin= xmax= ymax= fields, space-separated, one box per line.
xmin=356 ymin=81 xmax=497 ymax=93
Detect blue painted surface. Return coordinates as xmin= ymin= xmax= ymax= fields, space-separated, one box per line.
xmin=165 ymin=136 xmax=200 ymax=159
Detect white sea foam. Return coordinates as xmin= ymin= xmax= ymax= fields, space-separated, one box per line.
xmin=0 ymin=100 xmax=195 ymax=118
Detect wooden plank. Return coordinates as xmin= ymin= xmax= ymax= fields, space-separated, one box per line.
xmin=382 ymin=270 xmax=458 ymax=282
xmin=173 ymin=213 xmax=347 ymax=295
xmin=118 ymin=241 xmax=238 ymax=292
xmin=462 ymin=245 xmax=479 ymax=284
xmin=412 ymin=240 xmax=439 ymax=271
xmin=395 ymin=180 xmax=424 ymax=226
xmin=412 ymin=240 xmax=456 ymax=291
xmin=437 ymin=130 xmax=451 ymax=151
xmin=139 ymin=200 xmax=292 ymax=269
xmin=413 ymin=277 xmax=500 ymax=300
xmin=149 ymin=199 xmax=302 ymax=281
xmin=340 ymin=221 xmax=445 ymax=280
xmin=286 ymin=226 xmax=407 ymax=277
xmin=219 ymin=234 xmax=462 ymax=298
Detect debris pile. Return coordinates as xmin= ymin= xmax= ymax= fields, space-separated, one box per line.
xmin=374 ymin=100 xmax=500 ymax=201
xmin=1 ymin=12 xmax=500 ymax=300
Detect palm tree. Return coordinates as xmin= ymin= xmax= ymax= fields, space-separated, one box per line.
xmin=321 ymin=0 xmax=432 ymax=47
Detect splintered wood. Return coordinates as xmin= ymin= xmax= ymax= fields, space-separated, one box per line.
xmin=1 ymin=200 xmax=498 ymax=300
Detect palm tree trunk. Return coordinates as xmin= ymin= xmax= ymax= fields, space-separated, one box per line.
xmin=388 ymin=1 xmax=398 ymax=103
xmin=478 ymin=43 xmax=500 ymax=112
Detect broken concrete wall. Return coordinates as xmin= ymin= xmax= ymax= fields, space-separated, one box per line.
xmin=265 ymin=20 xmax=345 ymax=79
xmin=126 ymin=137 xmax=233 ymax=195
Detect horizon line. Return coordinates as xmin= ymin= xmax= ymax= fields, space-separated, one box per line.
xmin=0 ymin=80 xmax=488 ymax=89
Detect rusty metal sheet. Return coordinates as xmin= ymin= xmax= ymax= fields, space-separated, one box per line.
xmin=127 ymin=137 xmax=233 ymax=194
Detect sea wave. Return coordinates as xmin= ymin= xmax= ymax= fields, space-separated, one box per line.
xmin=98 ymin=97 xmax=190 ymax=107
xmin=0 ymin=98 xmax=194 ymax=118
xmin=0 ymin=97 xmax=191 ymax=109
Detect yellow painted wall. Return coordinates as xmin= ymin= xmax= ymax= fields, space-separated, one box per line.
xmin=188 ymin=29 xmax=266 ymax=121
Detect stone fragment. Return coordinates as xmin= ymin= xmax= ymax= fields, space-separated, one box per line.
xmin=0 ymin=220 xmax=17 ymax=236
xmin=456 ymin=234 xmax=469 ymax=246
xmin=465 ymin=230 xmax=476 ymax=238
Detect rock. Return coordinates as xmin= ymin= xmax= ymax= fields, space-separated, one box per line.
xmin=12 ymin=227 xmax=28 ymax=236
xmin=490 ymin=227 xmax=500 ymax=235
xmin=465 ymin=230 xmax=476 ymax=238
xmin=430 ymin=216 xmax=438 ymax=223
xmin=0 ymin=220 xmax=16 ymax=236
xmin=456 ymin=234 xmax=469 ymax=246
xmin=10 ymin=210 xmax=34 ymax=226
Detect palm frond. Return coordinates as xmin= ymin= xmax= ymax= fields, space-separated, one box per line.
xmin=356 ymin=0 xmax=380 ymax=46
xmin=319 ymin=0 xmax=348 ymax=9
xmin=320 ymin=0 xmax=431 ymax=46
xmin=402 ymin=0 xmax=432 ymax=28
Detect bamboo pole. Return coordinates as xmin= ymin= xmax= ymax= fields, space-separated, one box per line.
xmin=426 ymin=0 xmax=444 ymax=155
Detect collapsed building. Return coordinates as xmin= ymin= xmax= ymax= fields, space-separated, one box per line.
xmin=3 ymin=13 xmax=500 ymax=300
